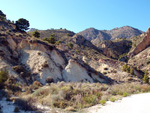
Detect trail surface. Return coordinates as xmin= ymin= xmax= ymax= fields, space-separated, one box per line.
xmin=87 ymin=93 xmax=150 ymax=113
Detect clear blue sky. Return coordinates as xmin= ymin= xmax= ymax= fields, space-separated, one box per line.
xmin=0 ymin=0 xmax=150 ymax=33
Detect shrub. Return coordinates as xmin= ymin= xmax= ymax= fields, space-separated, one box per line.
xmin=68 ymin=42 xmax=73 ymax=49
xmin=122 ymin=64 xmax=131 ymax=73
xmin=110 ymin=97 xmax=116 ymax=102
xmin=75 ymin=49 xmax=80 ymax=54
xmin=123 ymin=92 xmax=129 ymax=97
xmin=141 ymin=84 xmax=150 ymax=92
xmin=143 ymin=75 xmax=149 ymax=83
xmin=32 ymin=30 xmax=40 ymax=38
xmin=129 ymin=68 xmax=134 ymax=75
xmin=66 ymin=33 xmax=70 ymax=37
xmin=46 ymin=77 xmax=54 ymax=84
xmin=32 ymin=81 xmax=42 ymax=89
xmin=100 ymin=100 xmax=106 ymax=105
xmin=0 ymin=70 xmax=8 ymax=87
xmin=82 ymin=95 xmax=97 ymax=105
xmin=143 ymin=71 xmax=149 ymax=83
xmin=43 ymin=34 xmax=56 ymax=44
xmin=56 ymin=41 xmax=61 ymax=45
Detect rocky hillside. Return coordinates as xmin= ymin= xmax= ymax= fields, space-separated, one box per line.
xmin=78 ymin=26 xmax=143 ymax=45
xmin=0 ymin=18 xmax=113 ymax=85
xmin=128 ymin=28 xmax=150 ymax=74
xmin=28 ymin=28 xmax=75 ymax=41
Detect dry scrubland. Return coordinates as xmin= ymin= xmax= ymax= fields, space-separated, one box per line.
xmin=9 ymin=82 xmax=150 ymax=112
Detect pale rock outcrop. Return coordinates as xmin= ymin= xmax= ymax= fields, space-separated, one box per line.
xmin=50 ymin=50 xmax=66 ymax=68
xmin=62 ymin=59 xmax=94 ymax=82
xmin=20 ymin=50 xmax=62 ymax=84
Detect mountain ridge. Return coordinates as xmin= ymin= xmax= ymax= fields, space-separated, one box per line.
xmin=78 ymin=26 xmax=144 ymax=44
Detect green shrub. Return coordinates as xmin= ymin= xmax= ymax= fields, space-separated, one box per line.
xmin=143 ymin=75 xmax=149 ymax=83
xmin=119 ymin=53 xmax=127 ymax=60
xmin=43 ymin=34 xmax=56 ymax=44
xmin=75 ymin=49 xmax=80 ymax=54
xmin=143 ymin=71 xmax=149 ymax=83
xmin=0 ymin=70 xmax=8 ymax=85
xmin=123 ymin=92 xmax=129 ymax=97
xmin=110 ymin=97 xmax=116 ymax=102
xmin=100 ymin=100 xmax=106 ymax=105
xmin=68 ymin=42 xmax=73 ymax=49
xmin=56 ymin=41 xmax=61 ymax=45
xmin=32 ymin=30 xmax=40 ymax=38
xmin=122 ymin=64 xmax=130 ymax=73
xmin=129 ymin=68 xmax=134 ymax=75
xmin=82 ymin=95 xmax=97 ymax=105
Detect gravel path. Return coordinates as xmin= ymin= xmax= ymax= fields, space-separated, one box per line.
xmin=87 ymin=93 xmax=150 ymax=113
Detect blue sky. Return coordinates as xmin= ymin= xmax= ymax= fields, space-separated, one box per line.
xmin=0 ymin=0 xmax=150 ymax=33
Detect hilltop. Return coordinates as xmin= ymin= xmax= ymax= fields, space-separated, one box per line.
xmin=78 ymin=26 xmax=143 ymax=45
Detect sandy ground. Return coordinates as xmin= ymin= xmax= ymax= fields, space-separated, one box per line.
xmin=87 ymin=93 xmax=150 ymax=113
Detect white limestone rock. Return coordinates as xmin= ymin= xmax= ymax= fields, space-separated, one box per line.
xmin=62 ymin=59 xmax=94 ymax=82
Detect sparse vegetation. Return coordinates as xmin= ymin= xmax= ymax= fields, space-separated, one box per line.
xmin=110 ymin=97 xmax=116 ymax=102
xmin=68 ymin=42 xmax=73 ymax=49
xmin=100 ymin=100 xmax=106 ymax=105
xmin=0 ymin=70 xmax=8 ymax=88
xmin=43 ymin=34 xmax=56 ymax=44
xmin=55 ymin=40 xmax=61 ymax=45
xmin=122 ymin=64 xmax=134 ymax=75
xmin=21 ymin=82 xmax=150 ymax=111
xmin=32 ymin=30 xmax=40 ymax=38
xmin=123 ymin=92 xmax=129 ymax=97
xmin=143 ymin=71 xmax=149 ymax=83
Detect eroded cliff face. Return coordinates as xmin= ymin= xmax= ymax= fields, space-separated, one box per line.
xmin=62 ymin=59 xmax=94 ymax=82
xmin=129 ymin=27 xmax=150 ymax=57
xmin=0 ymin=32 xmax=111 ymax=84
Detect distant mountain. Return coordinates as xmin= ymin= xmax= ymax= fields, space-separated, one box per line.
xmin=78 ymin=26 xmax=144 ymax=44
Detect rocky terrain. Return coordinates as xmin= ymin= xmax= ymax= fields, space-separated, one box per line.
xmin=78 ymin=26 xmax=143 ymax=45
xmin=0 ymin=10 xmax=150 ymax=113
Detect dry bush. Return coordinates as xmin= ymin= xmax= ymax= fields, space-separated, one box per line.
xmin=32 ymin=81 xmax=42 ymax=90
xmin=22 ymin=82 xmax=150 ymax=110
xmin=46 ymin=77 xmax=54 ymax=84
xmin=141 ymin=84 xmax=150 ymax=92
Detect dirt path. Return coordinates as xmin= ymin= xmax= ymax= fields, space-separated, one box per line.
xmin=87 ymin=93 xmax=150 ymax=113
